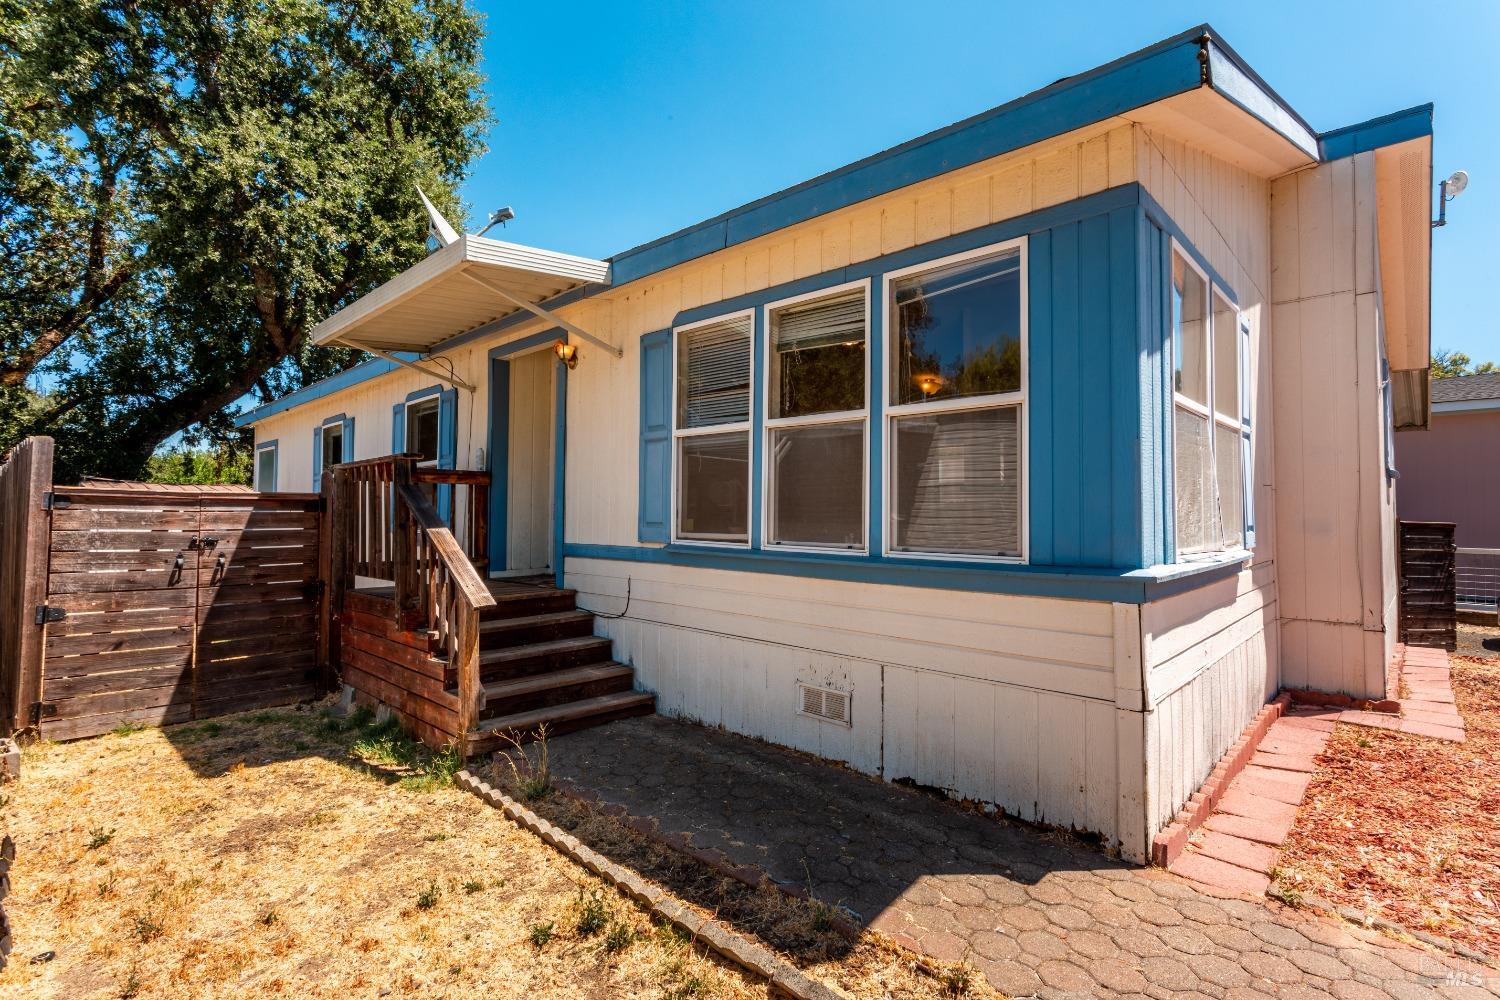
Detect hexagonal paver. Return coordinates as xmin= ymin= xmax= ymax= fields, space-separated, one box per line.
xmin=1241 ymin=950 xmax=1304 ymax=984
xmin=1287 ymin=948 xmax=1353 ymax=980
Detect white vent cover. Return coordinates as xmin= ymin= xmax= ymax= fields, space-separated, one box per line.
xmin=798 ymin=683 xmax=851 ymax=727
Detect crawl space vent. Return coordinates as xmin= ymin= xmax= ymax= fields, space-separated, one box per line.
xmin=798 ymin=683 xmax=851 ymax=727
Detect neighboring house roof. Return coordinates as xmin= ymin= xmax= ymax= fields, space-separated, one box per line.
xmin=74 ymin=477 xmax=255 ymax=494
xmin=1431 ymin=372 xmax=1500 ymax=413
xmin=235 ymin=24 xmax=1434 ymax=429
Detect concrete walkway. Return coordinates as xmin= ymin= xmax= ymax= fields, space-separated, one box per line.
xmin=545 ymin=715 xmax=1498 ymax=999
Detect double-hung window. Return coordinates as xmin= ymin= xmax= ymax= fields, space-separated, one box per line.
xmin=1172 ymin=245 xmax=1247 ymax=557
xmin=406 ymin=397 xmax=440 ymax=465
xmin=321 ymin=422 xmax=345 ymax=468
xmin=674 ymin=312 xmax=753 ymax=544
xmin=765 ymin=284 xmax=868 ymax=550
xmin=886 ymin=241 xmax=1026 ymax=559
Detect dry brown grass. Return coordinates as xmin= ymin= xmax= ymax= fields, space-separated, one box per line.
xmin=0 ymin=705 xmax=774 ymax=999
xmin=1275 ymin=648 xmax=1500 ymax=956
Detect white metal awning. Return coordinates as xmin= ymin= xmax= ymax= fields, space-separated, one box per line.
xmin=309 ymin=234 xmax=614 ymax=377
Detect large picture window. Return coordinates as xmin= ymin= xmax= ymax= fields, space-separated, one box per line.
xmin=1172 ymin=245 xmax=1248 ymax=558
xmin=674 ymin=313 xmax=752 ymax=544
xmin=886 ymin=241 xmax=1026 ymax=559
xmin=765 ymin=285 xmax=867 ymax=549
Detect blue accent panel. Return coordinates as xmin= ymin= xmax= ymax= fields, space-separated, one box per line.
xmin=610 ymin=29 xmax=1212 ymax=286
xmin=1139 ymin=215 xmax=1176 ymax=564
xmin=490 ymin=328 xmax=561 ymax=360
xmin=391 ymin=403 xmax=405 ymax=452
xmin=438 ymin=387 xmax=457 ymax=520
xmin=1319 ymin=104 xmax=1433 ymax=162
xmin=1026 ymin=204 xmax=1147 ymax=569
xmin=343 ymin=416 xmax=355 ymax=460
xmin=488 ymin=356 xmax=511 ymax=572
xmin=563 ymin=542 xmax=1247 ymax=606
xmin=311 ymin=427 xmax=321 ymax=490
xmin=235 ymin=354 xmax=416 ymax=427
xmin=637 ymin=329 xmax=672 ymax=542
xmin=554 ymin=356 xmax=568 ymax=588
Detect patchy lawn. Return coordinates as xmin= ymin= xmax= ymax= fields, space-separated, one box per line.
xmin=1274 ymin=639 xmax=1500 ymax=956
xmin=0 ymin=706 xmax=775 ymax=999
xmin=0 ymin=705 xmax=979 ymax=999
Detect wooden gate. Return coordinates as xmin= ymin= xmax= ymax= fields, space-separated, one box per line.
xmin=1399 ymin=520 xmax=1457 ymax=651
xmin=37 ymin=487 xmax=325 ymax=739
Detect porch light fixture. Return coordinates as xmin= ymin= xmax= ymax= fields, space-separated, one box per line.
xmin=555 ymin=339 xmax=578 ymax=370
xmin=1433 ymin=170 xmax=1469 ymax=228
xmin=916 ymin=374 xmax=944 ymax=397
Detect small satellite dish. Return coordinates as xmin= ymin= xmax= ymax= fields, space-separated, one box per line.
xmin=416 ymin=185 xmax=460 ymax=248
xmin=1446 ymin=170 xmax=1469 ymax=197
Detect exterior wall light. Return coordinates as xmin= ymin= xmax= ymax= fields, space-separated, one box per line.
xmin=554 ymin=340 xmax=578 ymax=370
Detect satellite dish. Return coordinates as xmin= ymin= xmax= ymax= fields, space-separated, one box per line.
xmin=1446 ymin=170 xmax=1469 ymax=198
xmin=416 ymin=185 xmax=459 ymax=247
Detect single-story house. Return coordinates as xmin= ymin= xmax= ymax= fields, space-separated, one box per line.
xmin=1396 ymin=372 xmax=1500 ymax=609
xmin=235 ymin=25 xmax=1435 ymax=862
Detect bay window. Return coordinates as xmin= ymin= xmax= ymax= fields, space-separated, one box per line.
xmin=765 ymin=286 xmax=868 ymax=549
xmin=674 ymin=313 xmax=752 ymax=544
xmin=1172 ymin=245 xmax=1247 ymax=558
xmin=887 ymin=242 xmax=1026 ymax=559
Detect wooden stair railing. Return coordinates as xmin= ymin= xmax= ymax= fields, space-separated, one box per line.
xmin=396 ymin=483 xmax=496 ymax=738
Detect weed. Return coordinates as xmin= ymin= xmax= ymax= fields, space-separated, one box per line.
xmin=258 ymin=908 xmax=278 ymax=927
xmin=423 ymin=832 xmax=450 ymax=842
xmin=111 ymin=722 xmax=146 ymax=737
xmin=495 ymin=724 xmax=551 ymax=800
xmin=603 ymin=920 xmax=635 ymax=954
xmin=305 ymin=811 xmax=335 ymax=828
xmin=1268 ymin=881 xmax=1304 ymax=908
xmin=97 ymin=872 xmax=117 ymax=898
xmin=416 ymin=881 xmax=441 ymax=911
xmin=941 ymin=960 xmax=976 ymax=996
xmin=293 ymin=740 xmax=311 ymax=752
xmin=462 ymin=880 xmax=483 ymax=895
xmin=120 ymin=968 xmax=141 ymax=999
xmin=528 ymin=920 xmax=555 ymax=948
xmin=573 ymin=886 xmax=609 ymax=937
xmin=809 ymin=899 xmax=833 ymax=932
xmin=131 ymin=915 xmax=163 ymax=943
xmin=87 ymin=826 xmax=115 ymax=850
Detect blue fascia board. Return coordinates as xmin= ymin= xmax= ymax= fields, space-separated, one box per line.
xmin=1202 ymin=37 xmax=1319 ymax=159
xmin=563 ymin=542 xmax=1248 ymax=605
xmin=233 ymin=353 xmax=418 ymax=427
xmin=1318 ymin=104 xmax=1434 ymax=162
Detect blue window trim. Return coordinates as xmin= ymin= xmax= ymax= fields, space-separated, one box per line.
xmin=313 ymin=413 xmax=352 ymax=483
xmin=254 ymin=439 xmax=278 ymax=492
xmin=486 ymin=330 xmax=568 ymax=575
xmin=563 ymin=542 xmax=1246 ymax=605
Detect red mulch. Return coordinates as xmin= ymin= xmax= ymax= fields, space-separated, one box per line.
xmin=1275 ymin=651 xmax=1500 ymax=956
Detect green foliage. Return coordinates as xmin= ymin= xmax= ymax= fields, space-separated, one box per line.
xmin=572 ymin=887 xmax=609 ymax=937
xmin=0 ymin=0 xmax=490 ymax=480
xmin=415 ymin=881 xmax=441 ymax=911
xmin=528 ymin=920 xmax=555 ymax=948
xmin=1432 ymin=349 xmax=1499 ymax=380
xmin=144 ymin=446 xmax=251 ymax=486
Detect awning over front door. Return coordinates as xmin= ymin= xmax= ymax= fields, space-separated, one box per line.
xmin=309 ymin=234 xmax=613 ymax=366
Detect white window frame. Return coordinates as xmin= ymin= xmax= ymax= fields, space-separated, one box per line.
xmin=761 ymin=279 xmax=871 ymax=555
xmin=254 ymin=441 xmax=277 ymax=492
xmin=670 ymin=308 xmax=755 ymax=548
xmin=320 ymin=421 xmax=345 ymax=470
xmin=1170 ymin=240 xmax=1251 ymax=562
xmin=880 ymin=236 xmax=1030 ymax=564
xmin=406 ymin=393 xmax=441 ymax=467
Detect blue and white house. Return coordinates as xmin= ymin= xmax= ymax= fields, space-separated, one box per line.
xmin=236 ymin=26 xmax=1435 ymax=861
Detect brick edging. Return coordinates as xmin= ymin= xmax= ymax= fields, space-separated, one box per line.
xmin=1283 ymin=688 xmax=1401 ymax=714
xmin=1151 ymin=692 xmax=1292 ymax=868
xmin=453 ymin=770 xmax=853 ymax=1000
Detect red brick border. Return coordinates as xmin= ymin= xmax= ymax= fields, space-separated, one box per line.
xmin=1150 ymin=692 xmax=1291 ymax=868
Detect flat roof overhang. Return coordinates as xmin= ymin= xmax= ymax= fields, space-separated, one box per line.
xmin=309 ymin=234 xmax=611 ymax=355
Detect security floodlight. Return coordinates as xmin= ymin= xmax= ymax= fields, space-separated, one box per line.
xmin=1434 ymin=170 xmax=1470 ymax=228
xmin=476 ymin=206 xmax=516 ymax=238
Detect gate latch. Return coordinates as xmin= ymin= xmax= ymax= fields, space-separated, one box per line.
xmin=34 ymin=605 xmax=66 ymax=625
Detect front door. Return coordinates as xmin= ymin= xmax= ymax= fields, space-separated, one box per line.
xmin=489 ymin=347 xmax=555 ymax=576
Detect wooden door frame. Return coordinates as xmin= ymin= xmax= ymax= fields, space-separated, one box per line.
xmin=487 ymin=330 xmax=567 ymax=584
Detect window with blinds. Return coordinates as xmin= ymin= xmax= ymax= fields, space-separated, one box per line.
xmin=766 ymin=286 xmax=868 ymax=550
xmin=888 ymin=243 xmax=1026 ymax=559
xmin=674 ymin=313 xmax=753 ymax=544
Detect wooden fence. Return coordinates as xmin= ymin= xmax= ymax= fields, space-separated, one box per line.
xmin=1399 ymin=520 xmax=1457 ymax=651
xmin=0 ymin=437 xmax=52 ymax=734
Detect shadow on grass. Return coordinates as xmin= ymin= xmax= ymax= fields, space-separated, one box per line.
xmin=153 ymin=701 xmax=463 ymax=791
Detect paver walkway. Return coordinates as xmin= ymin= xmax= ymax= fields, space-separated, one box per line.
xmin=544 ymin=715 xmax=1498 ymax=998
xmin=1172 ymin=648 xmax=1467 ymax=895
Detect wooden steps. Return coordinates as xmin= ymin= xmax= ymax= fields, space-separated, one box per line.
xmin=455 ymin=579 xmax=653 ymax=747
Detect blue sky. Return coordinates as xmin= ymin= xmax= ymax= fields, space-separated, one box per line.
xmin=461 ymin=0 xmax=1498 ymax=364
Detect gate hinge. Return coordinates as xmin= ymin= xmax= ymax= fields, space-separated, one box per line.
xmin=29 ymin=702 xmax=56 ymax=724
xmin=34 ymin=605 xmax=66 ymax=625
xmin=42 ymin=492 xmax=70 ymax=510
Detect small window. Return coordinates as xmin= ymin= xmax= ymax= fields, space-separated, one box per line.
xmin=321 ymin=422 xmax=344 ymax=468
xmin=766 ymin=287 xmax=867 ymax=549
xmin=255 ymin=445 xmax=277 ymax=492
xmin=407 ymin=398 xmax=440 ymax=464
xmin=888 ymin=243 xmax=1026 ymax=559
xmin=1171 ymin=246 xmax=1250 ymax=559
xmin=674 ymin=314 xmax=752 ymax=544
